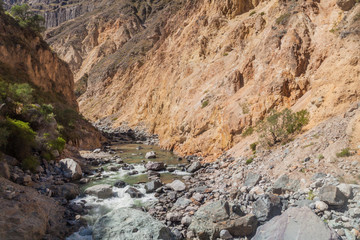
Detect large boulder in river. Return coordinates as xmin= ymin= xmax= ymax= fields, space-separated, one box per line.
xmin=252 ymin=207 xmax=341 ymax=240
xmin=59 ymin=158 xmax=82 ymax=180
xmin=92 ymin=208 xmax=174 ymax=240
xmin=85 ymin=184 xmax=113 ymax=199
xmin=145 ymin=151 xmax=157 ymax=159
xmin=145 ymin=161 xmax=165 ymax=171
xmin=125 ymin=187 xmax=144 ymax=198
xmin=145 ymin=179 xmax=163 ymax=193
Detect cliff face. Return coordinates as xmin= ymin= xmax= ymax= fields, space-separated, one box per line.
xmin=46 ymin=0 xmax=360 ymax=158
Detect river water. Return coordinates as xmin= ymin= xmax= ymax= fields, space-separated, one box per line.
xmin=67 ymin=143 xmax=190 ymax=240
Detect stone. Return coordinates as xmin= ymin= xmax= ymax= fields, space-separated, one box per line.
xmin=93 ymin=148 xmax=101 ymax=153
xmin=167 ymin=180 xmax=186 ymax=192
xmin=181 ymin=215 xmax=192 ymax=226
xmin=51 ymin=183 xmax=80 ymax=200
xmin=249 ymin=186 xmax=265 ymax=195
xmin=337 ymin=183 xmax=353 ymax=199
xmin=145 ymin=151 xmax=157 ymax=159
xmin=59 ymin=158 xmax=82 ymax=180
xmin=219 ymin=214 xmax=258 ymax=237
xmin=192 ymin=192 xmax=204 ymax=202
xmin=187 ymin=162 xmax=201 ymax=173
xmin=252 ymin=194 xmax=282 ymax=222
xmin=145 ymin=179 xmax=163 ymax=193
xmin=0 ymin=161 xmax=10 ymax=179
xmin=174 ymin=197 xmax=192 ymax=208
xmin=244 ymin=172 xmax=261 ymax=187
xmin=114 ymin=180 xmax=127 ymax=188
xmin=22 ymin=175 xmax=32 ymax=186
xmin=273 ymin=174 xmax=300 ymax=194
xmin=318 ymin=185 xmax=347 ymax=206
xmin=145 ymin=161 xmax=165 ymax=171
xmin=125 ymin=187 xmax=144 ymax=198
xmin=336 ymin=0 xmax=356 ymax=11
xmin=166 ymin=212 xmax=182 ymax=222
xmin=220 ymin=230 xmax=233 ymax=239
xmin=85 ymin=184 xmax=113 ymax=199
xmin=315 ymin=201 xmax=329 ymax=211
xmin=252 ymin=207 xmax=341 ymax=240
xmin=92 ymin=208 xmax=173 ymax=240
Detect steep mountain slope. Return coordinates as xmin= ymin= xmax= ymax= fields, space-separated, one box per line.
xmin=46 ymin=0 xmax=360 ymax=159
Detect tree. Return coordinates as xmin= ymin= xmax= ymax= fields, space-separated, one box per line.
xmin=8 ymin=4 xmax=45 ymax=33
xmin=0 ymin=0 xmax=4 ymax=12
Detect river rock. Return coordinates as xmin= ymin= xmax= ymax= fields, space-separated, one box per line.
xmin=145 ymin=179 xmax=163 ymax=193
xmin=145 ymin=151 xmax=157 ymax=159
xmin=145 ymin=161 xmax=165 ymax=171
xmin=252 ymin=207 xmax=341 ymax=240
xmin=125 ymin=187 xmax=144 ymax=198
xmin=167 ymin=180 xmax=186 ymax=192
xmin=59 ymin=158 xmax=82 ymax=180
xmin=187 ymin=162 xmax=201 ymax=173
xmin=85 ymin=184 xmax=113 ymax=199
xmin=318 ymin=185 xmax=347 ymax=206
xmin=92 ymin=208 xmax=174 ymax=240
xmin=114 ymin=180 xmax=127 ymax=188
xmin=51 ymin=183 xmax=80 ymax=200
xmin=253 ymin=194 xmax=282 ymax=222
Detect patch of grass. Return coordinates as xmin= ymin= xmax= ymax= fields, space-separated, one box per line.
xmin=242 ymin=127 xmax=254 ymax=137
xmin=307 ymin=190 xmax=315 ymax=200
xmin=246 ymin=157 xmax=254 ymax=165
xmin=223 ymin=52 xmax=229 ymax=56
xmin=336 ymin=148 xmax=352 ymax=158
xmin=276 ymin=13 xmax=291 ymax=25
xmin=250 ymin=11 xmax=256 ymax=16
xmin=22 ymin=156 xmax=39 ymax=172
xmin=250 ymin=142 xmax=257 ymax=153
xmin=260 ymin=12 xmax=265 ymax=16
xmin=318 ymin=154 xmax=324 ymax=160
xmin=241 ymin=103 xmax=250 ymax=114
xmin=303 ymin=142 xmax=314 ymax=149
xmin=354 ymin=13 xmax=360 ymax=22
xmin=201 ymin=100 xmax=209 ymax=108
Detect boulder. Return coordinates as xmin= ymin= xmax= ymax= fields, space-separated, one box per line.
xmin=59 ymin=158 xmax=82 ymax=180
xmin=114 ymin=180 xmax=127 ymax=188
xmin=92 ymin=208 xmax=174 ymax=240
xmin=85 ymin=184 xmax=113 ymax=199
xmin=244 ymin=172 xmax=261 ymax=187
xmin=220 ymin=230 xmax=233 ymax=239
xmin=187 ymin=162 xmax=201 ymax=173
xmin=252 ymin=207 xmax=341 ymax=240
xmin=253 ymin=194 xmax=282 ymax=222
xmin=315 ymin=201 xmax=329 ymax=212
xmin=145 ymin=179 xmax=163 ymax=193
xmin=125 ymin=187 xmax=144 ymax=198
xmin=174 ymin=197 xmax=192 ymax=208
xmin=51 ymin=183 xmax=80 ymax=200
xmin=337 ymin=183 xmax=353 ymax=199
xmin=337 ymin=0 xmax=356 ymax=11
xmin=167 ymin=180 xmax=186 ymax=192
xmin=145 ymin=151 xmax=157 ymax=159
xmin=145 ymin=161 xmax=165 ymax=171
xmin=272 ymin=174 xmax=300 ymax=194
xmin=218 ymin=214 xmax=258 ymax=237
xmin=0 ymin=161 xmax=10 ymax=179
xmin=318 ymin=185 xmax=347 ymax=206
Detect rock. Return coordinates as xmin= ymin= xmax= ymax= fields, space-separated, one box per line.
xmin=318 ymin=185 xmax=347 ymax=206
xmin=85 ymin=184 xmax=113 ymax=199
xmin=244 ymin=172 xmax=261 ymax=187
xmin=0 ymin=161 xmax=10 ymax=179
xmin=145 ymin=151 xmax=157 ymax=159
xmin=51 ymin=183 xmax=80 ymax=200
xmin=145 ymin=161 xmax=165 ymax=171
xmin=174 ymin=197 xmax=192 ymax=208
xmin=252 ymin=207 xmax=341 ymax=240
xmin=272 ymin=174 xmax=299 ymax=194
xmin=125 ymin=187 xmax=144 ymax=198
xmin=22 ymin=175 xmax=32 ymax=186
xmin=181 ymin=215 xmax=192 ymax=226
xmin=166 ymin=212 xmax=182 ymax=222
xmin=315 ymin=201 xmax=329 ymax=211
xmin=337 ymin=183 xmax=353 ymax=199
xmin=167 ymin=180 xmax=186 ymax=192
xmin=59 ymin=158 xmax=82 ymax=180
xmin=187 ymin=162 xmax=201 ymax=173
xmin=249 ymin=186 xmax=265 ymax=195
xmin=92 ymin=208 xmax=173 ymax=240
xmin=114 ymin=180 xmax=127 ymax=188
xmin=192 ymin=192 xmax=204 ymax=202
xmin=220 ymin=230 xmax=233 ymax=239
xmin=253 ymin=194 xmax=282 ymax=222
xmin=93 ymin=148 xmax=101 ymax=153
xmin=145 ymin=179 xmax=163 ymax=193
xmin=219 ymin=214 xmax=258 ymax=237
xmin=336 ymin=0 xmax=355 ymax=11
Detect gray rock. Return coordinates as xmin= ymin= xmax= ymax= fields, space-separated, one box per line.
xmin=92 ymin=208 xmax=174 ymax=240
xmin=145 ymin=180 xmax=163 ymax=193
xmin=336 ymin=0 xmax=355 ymax=11
xmin=166 ymin=212 xmax=182 ymax=222
xmin=253 ymin=194 xmax=282 ymax=222
xmin=125 ymin=187 xmax=144 ymax=198
xmin=252 ymin=207 xmax=341 ymax=240
xmin=315 ymin=201 xmax=329 ymax=211
xmin=145 ymin=151 xmax=157 ymax=159
xmin=181 ymin=215 xmax=192 ymax=226
xmin=187 ymin=162 xmax=201 ymax=173
xmin=219 ymin=214 xmax=258 ymax=237
xmin=167 ymin=180 xmax=186 ymax=192
xmin=51 ymin=183 xmax=80 ymax=200
xmin=244 ymin=172 xmax=261 ymax=187
xmin=272 ymin=174 xmax=300 ymax=194
xmin=145 ymin=161 xmax=165 ymax=171
xmin=85 ymin=184 xmax=113 ymax=199
xmin=220 ymin=230 xmax=233 ymax=239
xmin=337 ymin=183 xmax=352 ymax=199
xmin=318 ymin=185 xmax=347 ymax=206
xmin=174 ymin=197 xmax=192 ymax=208
xmin=0 ymin=161 xmax=10 ymax=179
xmin=114 ymin=180 xmax=127 ymax=188
xmin=59 ymin=158 xmax=82 ymax=180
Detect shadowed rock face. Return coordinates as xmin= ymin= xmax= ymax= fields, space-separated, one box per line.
xmin=252 ymin=207 xmax=342 ymax=240
xmin=29 ymin=0 xmax=360 ymax=159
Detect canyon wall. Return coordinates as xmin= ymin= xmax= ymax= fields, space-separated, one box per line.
xmin=45 ymin=0 xmax=360 ymax=159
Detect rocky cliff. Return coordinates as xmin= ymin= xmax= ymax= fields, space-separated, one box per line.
xmin=45 ymin=0 xmax=360 ymax=159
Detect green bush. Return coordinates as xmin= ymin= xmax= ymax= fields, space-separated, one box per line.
xmin=246 ymin=157 xmax=254 ymax=165
xmin=242 ymin=127 xmax=254 ymax=137
xmin=8 ymin=4 xmax=45 ymax=33
xmin=250 ymin=142 xmax=257 ymax=153
xmin=276 ymin=13 xmax=291 ymax=25
xmin=0 ymin=125 xmax=9 ymax=147
xmin=47 ymin=137 xmax=66 ymax=152
xmin=258 ymin=108 xmax=309 ymax=146
xmin=336 ymin=148 xmax=352 ymax=158
xmin=22 ymin=156 xmax=39 ymax=171
xmin=3 ymin=118 xmax=36 ymax=162
xmin=201 ymin=100 xmax=209 ymax=108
